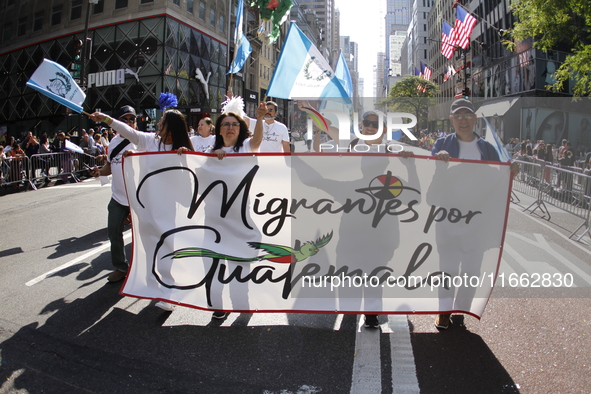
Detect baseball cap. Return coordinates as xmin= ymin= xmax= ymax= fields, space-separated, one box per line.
xmin=117 ymin=105 xmax=137 ymax=119
xmin=362 ymin=110 xmax=381 ymax=119
xmin=450 ymin=99 xmax=475 ymax=114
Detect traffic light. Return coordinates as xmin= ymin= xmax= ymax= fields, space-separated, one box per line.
xmin=462 ymin=88 xmax=470 ymax=99
xmin=73 ymin=39 xmax=83 ymax=62
xmin=70 ymin=39 xmax=83 ymax=79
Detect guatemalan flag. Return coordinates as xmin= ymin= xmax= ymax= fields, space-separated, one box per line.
xmin=227 ymin=0 xmax=252 ymax=74
xmin=334 ymin=51 xmax=353 ymax=98
xmin=266 ymin=22 xmax=350 ymax=102
xmin=482 ymin=115 xmax=512 ymax=162
xmin=26 ymin=58 xmax=86 ymax=113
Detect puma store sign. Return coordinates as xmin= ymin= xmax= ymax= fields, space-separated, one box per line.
xmin=87 ymin=68 xmax=141 ymax=88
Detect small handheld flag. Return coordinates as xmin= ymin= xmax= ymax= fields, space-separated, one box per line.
xmin=26 ymin=58 xmax=89 ymax=115
xmin=482 ymin=115 xmax=512 ymax=162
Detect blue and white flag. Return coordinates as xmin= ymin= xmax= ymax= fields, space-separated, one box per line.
xmin=266 ymin=22 xmax=351 ymax=102
xmin=334 ymin=51 xmax=353 ymax=98
xmin=26 ymin=58 xmax=86 ymax=113
xmin=65 ymin=139 xmax=84 ymax=154
xmin=482 ymin=115 xmax=512 ymax=162
xmin=227 ymin=0 xmax=252 ymax=74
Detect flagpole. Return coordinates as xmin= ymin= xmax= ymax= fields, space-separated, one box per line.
xmin=227 ymin=0 xmax=233 ymax=91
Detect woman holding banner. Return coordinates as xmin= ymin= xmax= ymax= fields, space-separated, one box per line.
xmin=207 ymin=102 xmax=266 ymax=159
xmin=89 ymin=109 xmax=194 ymax=154
xmin=88 ymin=108 xmax=194 ymax=311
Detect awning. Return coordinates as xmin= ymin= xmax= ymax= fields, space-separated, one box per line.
xmin=476 ymin=98 xmax=519 ymax=117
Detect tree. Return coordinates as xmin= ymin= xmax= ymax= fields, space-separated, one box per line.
xmin=379 ymin=75 xmax=438 ymax=130
xmin=508 ymin=0 xmax=591 ymax=97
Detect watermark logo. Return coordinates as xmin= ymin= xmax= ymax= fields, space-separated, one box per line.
xmin=305 ymin=110 xmax=418 ymax=143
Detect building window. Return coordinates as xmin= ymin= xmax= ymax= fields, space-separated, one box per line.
xmin=210 ymin=9 xmax=215 ymax=27
xmin=71 ymin=0 xmax=82 ymax=20
xmin=2 ymin=23 xmax=12 ymax=43
xmin=173 ymin=0 xmax=180 ymax=5
xmin=18 ymin=17 xmax=26 ymax=36
xmin=219 ymin=14 xmax=225 ymax=33
xmin=33 ymin=11 xmax=44 ymax=31
xmin=93 ymin=0 xmax=104 ymax=14
xmin=199 ymin=1 xmax=206 ymax=20
xmin=115 ymin=0 xmax=129 ymax=9
xmin=187 ymin=0 xmax=193 ymax=13
xmin=140 ymin=0 xmax=154 ymax=4
xmin=51 ymin=5 xmax=63 ymax=26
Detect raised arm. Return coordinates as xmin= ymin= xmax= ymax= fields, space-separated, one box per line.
xmin=87 ymin=112 xmax=142 ymax=146
xmin=249 ymin=103 xmax=267 ymax=152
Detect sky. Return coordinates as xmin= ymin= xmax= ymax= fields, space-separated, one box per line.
xmin=335 ymin=0 xmax=386 ymax=97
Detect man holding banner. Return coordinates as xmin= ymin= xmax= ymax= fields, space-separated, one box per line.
xmin=431 ymin=98 xmax=518 ymax=329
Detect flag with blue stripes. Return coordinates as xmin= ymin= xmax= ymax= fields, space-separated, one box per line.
xmin=266 ymin=22 xmax=351 ymax=102
xmin=26 ymin=59 xmax=86 ymax=113
xmin=227 ymin=0 xmax=252 ymax=74
xmin=482 ymin=116 xmax=512 ymax=162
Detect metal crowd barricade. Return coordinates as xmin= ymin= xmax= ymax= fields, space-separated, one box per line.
xmin=29 ymin=151 xmax=103 ymax=186
xmin=513 ymin=159 xmax=591 ymax=241
xmin=513 ymin=159 xmax=550 ymax=217
xmin=0 ymin=156 xmax=35 ymax=190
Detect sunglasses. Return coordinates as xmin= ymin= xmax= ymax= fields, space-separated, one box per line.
xmin=362 ymin=119 xmax=380 ymax=128
xmin=121 ymin=116 xmax=136 ymax=124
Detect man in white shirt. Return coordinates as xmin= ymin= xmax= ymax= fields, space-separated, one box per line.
xmin=90 ymin=105 xmax=137 ymax=283
xmin=258 ymin=101 xmax=290 ymax=153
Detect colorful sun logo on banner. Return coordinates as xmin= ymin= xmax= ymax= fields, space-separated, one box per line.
xmin=358 ymin=171 xmax=420 ymax=200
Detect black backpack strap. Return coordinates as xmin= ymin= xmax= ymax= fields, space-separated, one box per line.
xmin=109 ymin=139 xmax=131 ymax=162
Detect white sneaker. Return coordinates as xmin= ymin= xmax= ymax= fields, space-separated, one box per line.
xmin=155 ymin=301 xmax=175 ymax=311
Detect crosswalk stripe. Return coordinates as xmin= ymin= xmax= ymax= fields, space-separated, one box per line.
xmin=386 ymin=315 xmax=420 ymax=394
xmin=350 ymin=316 xmax=382 ymax=393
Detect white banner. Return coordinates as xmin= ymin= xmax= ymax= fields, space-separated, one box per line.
xmin=121 ymin=152 xmax=512 ymax=318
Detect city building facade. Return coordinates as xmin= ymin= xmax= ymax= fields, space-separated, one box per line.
xmin=0 ymin=0 xmax=239 ymax=135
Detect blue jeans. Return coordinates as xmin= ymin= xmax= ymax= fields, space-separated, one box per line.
xmin=108 ymin=198 xmax=130 ymax=272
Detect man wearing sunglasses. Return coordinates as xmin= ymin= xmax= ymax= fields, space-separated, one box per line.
xmin=89 ymin=105 xmax=138 ymax=283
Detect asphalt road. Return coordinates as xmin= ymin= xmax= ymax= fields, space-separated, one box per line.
xmin=0 ymin=168 xmax=590 ymax=393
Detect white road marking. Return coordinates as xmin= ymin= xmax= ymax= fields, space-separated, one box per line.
xmin=26 ymin=231 xmax=132 ymax=286
xmin=386 ymin=315 xmax=419 ymax=394
xmin=505 ymin=231 xmax=591 ymax=286
xmin=510 ymin=203 xmax=591 ymax=252
xmin=350 ymin=316 xmax=382 ymax=393
xmin=333 ymin=313 xmax=344 ymax=331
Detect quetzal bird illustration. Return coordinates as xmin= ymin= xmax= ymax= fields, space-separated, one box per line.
xmin=163 ymin=231 xmax=333 ymax=264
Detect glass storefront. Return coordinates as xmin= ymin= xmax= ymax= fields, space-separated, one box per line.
xmin=0 ymin=15 xmax=227 ymax=136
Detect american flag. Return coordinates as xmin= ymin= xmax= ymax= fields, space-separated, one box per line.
xmin=414 ymin=67 xmax=421 ymax=77
xmin=441 ymin=21 xmax=456 ymax=59
xmin=420 ymin=61 xmax=432 ymax=81
xmin=443 ymin=65 xmax=456 ymax=82
xmin=454 ymin=6 xmax=477 ymax=49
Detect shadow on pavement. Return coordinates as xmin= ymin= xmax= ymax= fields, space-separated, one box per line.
xmin=410 ymin=316 xmax=520 ymax=393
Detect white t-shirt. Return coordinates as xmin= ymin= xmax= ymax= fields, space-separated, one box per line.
xmin=108 ymin=134 xmax=137 ymax=206
xmin=207 ymin=138 xmax=254 ymax=154
xmin=111 ymin=119 xmax=172 ymax=152
xmin=248 ymin=118 xmax=289 ymax=152
xmin=190 ymin=135 xmax=215 ymax=153
xmin=458 ymin=138 xmax=482 ymax=160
